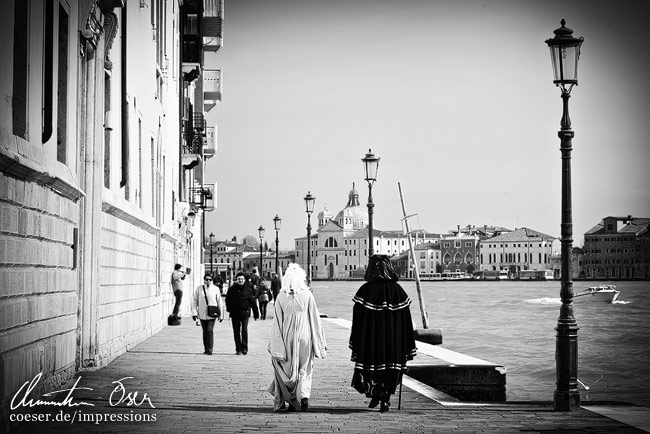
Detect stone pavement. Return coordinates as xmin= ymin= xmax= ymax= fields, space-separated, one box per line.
xmin=8 ymin=311 xmax=649 ymax=434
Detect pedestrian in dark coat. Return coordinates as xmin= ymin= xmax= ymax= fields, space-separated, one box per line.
xmin=270 ymin=271 xmax=282 ymax=301
xmin=349 ymin=255 xmax=417 ymax=412
xmin=226 ymin=272 xmax=260 ymax=355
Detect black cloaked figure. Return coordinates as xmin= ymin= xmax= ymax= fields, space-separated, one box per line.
xmin=349 ymin=255 xmax=417 ymax=412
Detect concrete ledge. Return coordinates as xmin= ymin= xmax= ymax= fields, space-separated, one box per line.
xmin=407 ymin=361 xmax=506 ymax=402
xmin=408 ymin=338 xmax=506 ymax=401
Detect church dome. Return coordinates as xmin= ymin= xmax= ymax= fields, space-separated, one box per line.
xmin=318 ymin=206 xmax=333 ymax=220
xmin=317 ymin=206 xmax=333 ymax=228
xmin=335 ymin=183 xmax=368 ymax=231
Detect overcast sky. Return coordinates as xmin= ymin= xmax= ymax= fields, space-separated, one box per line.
xmin=204 ymin=0 xmax=650 ymax=251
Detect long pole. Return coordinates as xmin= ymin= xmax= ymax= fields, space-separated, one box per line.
xmin=259 ymin=238 xmax=263 ymax=279
xmin=275 ymin=230 xmax=279 ymax=277
xmin=398 ymin=182 xmax=429 ymax=329
xmin=306 ymin=214 xmax=312 ymax=284
xmin=367 ymin=182 xmax=374 ymax=256
xmin=554 ymin=90 xmax=580 ymax=411
xmin=210 ymin=244 xmax=213 ymax=275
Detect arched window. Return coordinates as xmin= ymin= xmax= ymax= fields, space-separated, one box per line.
xmin=325 ymin=237 xmax=338 ymax=248
xmin=453 ymin=253 xmax=462 ymax=265
xmin=443 ymin=253 xmax=452 ymax=265
xmin=465 ymin=252 xmax=473 ymax=264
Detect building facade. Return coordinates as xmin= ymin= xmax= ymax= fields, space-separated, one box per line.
xmin=479 ymin=227 xmax=559 ymax=277
xmin=0 ymin=1 xmax=223 ymax=431
xmin=583 ymin=216 xmax=650 ymax=279
xmin=440 ymin=232 xmax=480 ymax=275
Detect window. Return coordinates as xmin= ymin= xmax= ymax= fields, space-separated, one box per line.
xmin=14 ymin=0 xmax=71 ymax=162
xmin=325 ymin=237 xmax=338 ymax=248
xmin=12 ymin=0 xmax=29 ymax=138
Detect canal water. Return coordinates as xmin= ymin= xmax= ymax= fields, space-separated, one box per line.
xmin=310 ymin=279 xmax=650 ymax=407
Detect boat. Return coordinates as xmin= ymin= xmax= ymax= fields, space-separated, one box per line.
xmin=518 ymin=269 xmax=555 ymax=280
xmin=574 ymin=285 xmax=620 ymax=303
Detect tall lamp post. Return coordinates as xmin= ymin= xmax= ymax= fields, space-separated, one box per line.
xmin=258 ymin=225 xmax=265 ymax=278
xmin=273 ymin=214 xmax=282 ymax=275
xmin=362 ymin=149 xmax=380 ymax=257
xmin=545 ymin=19 xmax=584 ymax=411
xmin=208 ymin=232 xmax=216 ymax=275
xmin=304 ymin=192 xmax=315 ymax=283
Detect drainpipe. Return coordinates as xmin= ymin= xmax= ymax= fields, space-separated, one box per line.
xmin=120 ymin=6 xmax=128 ymax=189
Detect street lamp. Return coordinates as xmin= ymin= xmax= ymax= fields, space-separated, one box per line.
xmin=545 ymin=19 xmax=584 ymax=412
xmin=208 ymin=232 xmax=215 ymax=275
xmin=362 ymin=149 xmax=380 ymax=256
xmin=258 ymin=225 xmax=265 ymax=278
xmin=304 ymin=192 xmax=316 ymax=283
xmin=273 ymin=214 xmax=282 ymax=276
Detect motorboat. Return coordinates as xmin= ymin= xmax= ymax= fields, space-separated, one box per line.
xmin=574 ymin=285 xmax=620 ymax=303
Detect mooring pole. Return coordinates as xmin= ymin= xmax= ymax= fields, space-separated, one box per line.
xmin=398 ymin=182 xmax=429 ymax=329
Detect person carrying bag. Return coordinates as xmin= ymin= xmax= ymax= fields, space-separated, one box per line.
xmin=192 ymin=272 xmax=224 ymax=355
xmin=258 ymin=280 xmax=272 ymax=320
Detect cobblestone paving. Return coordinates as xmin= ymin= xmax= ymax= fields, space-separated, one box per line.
xmin=8 ymin=312 xmax=646 ymax=433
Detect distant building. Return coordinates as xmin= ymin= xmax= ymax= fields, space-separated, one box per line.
xmin=479 ymin=227 xmax=559 ymax=276
xmin=391 ymin=242 xmax=441 ymax=279
xmin=440 ymin=229 xmax=480 ymax=275
xmin=583 ymin=216 xmax=650 ymax=279
xmin=244 ymin=252 xmax=296 ymax=278
xmin=294 ymin=185 xmax=437 ymax=279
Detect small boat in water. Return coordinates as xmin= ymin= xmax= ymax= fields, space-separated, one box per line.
xmin=574 ymin=285 xmax=620 ymax=303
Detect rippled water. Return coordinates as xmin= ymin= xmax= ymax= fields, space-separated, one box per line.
xmin=311 ymin=279 xmax=650 ymax=407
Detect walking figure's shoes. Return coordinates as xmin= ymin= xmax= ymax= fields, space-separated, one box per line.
xmin=301 ymin=398 xmax=309 ymax=411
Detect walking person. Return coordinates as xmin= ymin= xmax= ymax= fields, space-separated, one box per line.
xmin=225 ymin=272 xmax=259 ymax=355
xmin=268 ymin=263 xmax=327 ymax=412
xmin=192 ymin=273 xmax=224 ymax=355
xmin=270 ymin=271 xmax=282 ymax=301
xmin=349 ymin=255 xmax=417 ymax=413
xmin=170 ymin=264 xmax=186 ymax=320
xmin=257 ymin=279 xmax=272 ymax=320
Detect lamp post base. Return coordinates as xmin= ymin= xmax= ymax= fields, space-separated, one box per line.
xmin=553 ymin=390 xmax=580 ymax=412
xmin=554 ymin=321 xmax=580 ymax=411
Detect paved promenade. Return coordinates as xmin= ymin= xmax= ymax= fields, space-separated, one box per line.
xmin=8 ymin=309 xmax=650 ymax=434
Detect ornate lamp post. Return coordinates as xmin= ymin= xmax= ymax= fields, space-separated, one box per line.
xmin=362 ymin=149 xmax=380 ymax=256
xmin=208 ymin=232 xmax=216 ymax=275
xmin=304 ymin=192 xmax=316 ymax=283
xmin=545 ymin=19 xmax=584 ymax=411
xmin=273 ymin=214 xmax=282 ymax=276
xmin=258 ymin=225 xmax=265 ymax=278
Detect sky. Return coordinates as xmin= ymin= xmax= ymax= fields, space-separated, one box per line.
xmin=204 ymin=0 xmax=650 ymax=251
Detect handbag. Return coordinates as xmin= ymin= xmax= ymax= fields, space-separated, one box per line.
xmin=258 ymin=291 xmax=270 ymax=303
xmin=203 ymin=285 xmax=220 ymax=318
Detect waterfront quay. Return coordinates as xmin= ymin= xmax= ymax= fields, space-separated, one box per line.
xmin=7 ymin=310 xmax=649 ymax=434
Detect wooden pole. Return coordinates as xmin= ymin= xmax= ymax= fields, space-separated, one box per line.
xmin=398 ymin=182 xmax=429 ymax=329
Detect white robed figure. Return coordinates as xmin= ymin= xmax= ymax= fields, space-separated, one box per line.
xmin=267 ymin=263 xmax=327 ymax=412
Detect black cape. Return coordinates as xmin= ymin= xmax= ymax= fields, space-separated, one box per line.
xmin=349 ymin=256 xmax=417 ymax=371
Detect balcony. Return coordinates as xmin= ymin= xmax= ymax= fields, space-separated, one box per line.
xmin=203 ymin=0 xmax=224 ymax=52
xmin=203 ymin=69 xmax=222 ymax=111
xmin=181 ymin=118 xmax=203 ymax=170
xmin=193 ymin=112 xmax=206 ymax=132
xmin=204 ymin=126 xmax=216 ymax=159
xmin=182 ymin=34 xmax=202 ymax=66
xmin=191 ymin=183 xmax=216 ymax=212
